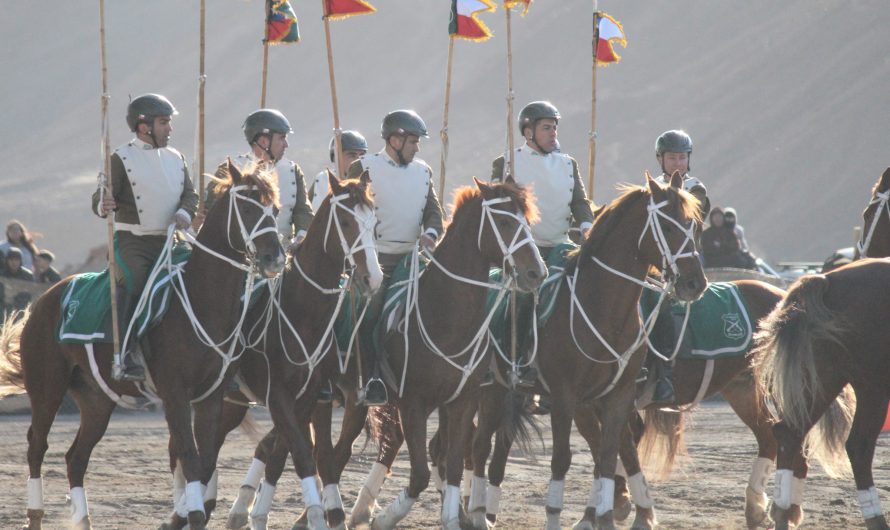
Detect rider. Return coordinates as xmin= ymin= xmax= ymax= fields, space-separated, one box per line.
xmin=490 ymin=100 xmax=595 ymax=386
xmin=650 ymin=129 xmax=710 ymax=405
xmin=345 ymin=110 xmax=444 ymax=406
xmin=92 ymin=94 xmax=199 ymax=381
xmin=307 ymin=130 xmax=368 ymax=211
xmin=204 ymin=109 xmax=313 ymax=253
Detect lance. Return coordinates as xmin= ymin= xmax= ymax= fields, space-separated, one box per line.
xmin=322 ymin=0 xmax=345 ymax=178
xmin=261 ymin=0 xmax=272 ymax=107
xmin=588 ymin=3 xmax=600 ymax=195
xmin=438 ymin=36 xmax=455 ymax=201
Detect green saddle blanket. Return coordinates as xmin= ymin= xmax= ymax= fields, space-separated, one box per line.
xmin=487 ymin=243 xmax=574 ymax=355
xmin=57 ymin=244 xmax=192 ymax=344
xmin=641 ymin=281 xmax=752 ymax=359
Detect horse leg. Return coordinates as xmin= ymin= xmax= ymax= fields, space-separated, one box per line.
xmin=574 ymin=405 xmax=628 ymax=524
xmin=22 ymin=349 xmax=70 ymax=530
xmin=846 ymin=387 xmax=889 ymax=530
xmin=162 ymin=392 xmax=208 ymax=529
xmin=227 ymin=427 xmax=276 ymax=529
xmin=470 ymin=386 xmax=505 ymax=528
xmin=722 ymin=375 xmax=777 ymax=529
xmin=545 ymin=389 xmax=576 ymax=530
xmin=249 ymin=431 xmax=290 ymax=530
xmin=441 ymin=397 xmax=477 ymax=530
xmin=370 ymin=402 xmax=428 ymax=530
xmin=62 ymin=382 xmax=116 ymax=530
xmin=352 ymin=403 xmax=402 ymax=528
xmin=189 ymin=391 xmax=227 ymax=527
xmin=309 ymin=401 xmax=348 ymax=530
xmin=429 ymin=426 xmax=445 ymax=498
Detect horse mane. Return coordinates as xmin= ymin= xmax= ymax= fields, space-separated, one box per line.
xmin=334 ymin=176 xmax=374 ymax=209
xmin=209 ymin=161 xmax=280 ymax=208
xmin=449 ymin=179 xmax=540 ymax=227
xmin=564 ymin=181 xmax=699 ymax=274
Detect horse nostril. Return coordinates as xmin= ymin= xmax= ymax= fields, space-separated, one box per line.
xmin=527 ymin=269 xmax=540 ymax=280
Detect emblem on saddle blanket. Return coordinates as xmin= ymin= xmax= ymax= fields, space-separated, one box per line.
xmin=642 ymin=281 xmax=753 ymax=359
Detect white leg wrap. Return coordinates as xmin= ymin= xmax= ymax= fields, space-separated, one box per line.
xmin=27 ymin=477 xmax=43 ymax=510
xmin=251 ymin=480 xmax=276 ymax=518
xmin=323 ymin=483 xmax=344 ymax=511
xmin=377 ymin=489 xmax=416 ymax=527
xmin=68 ymin=487 xmax=89 ymax=525
xmin=546 ymin=479 xmax=565 ymax=510
xmin=486 ymin=484 xmax=502 ymax=515
xmin=229 ymin=485 xmax=256 ymax=516
xmin=185 ymin=481 xmax=205 ymax=514
xmin=858 ymin=487 xmax=884 ymax=519
xmin=615 ymin=459 xmax=627 ymax=478
xmin=366 ymin=462 xmax=388 ymax=498
xmin=461 ymin=469 xmax=473 ymax=498
xmin=301 ymin=476 xmax=322 ymax=507
xmin=442 ymin=485 xmax=461 ymax=525
xmin=790 ymin=477 xmax=805 ymax=506
xmin=431 ymin=464 xmax=444 ymax=493
xmin=243 ymin=458 xmax=266 ymax=490
xmin=468 ymin=476 xmax=487 ymax=512
xmin=172 ymin=464 xmax=186 ymax=506
xmin=204 ymin=470 xmax=218 ymax=503
xmin=627 ymin=473 xmax=655 ymax=509
xmin=773 ymin=469 xmax=793 ymax=510
xmin=748 ymin=457 xmax=772 ymax=495
xmin=592 ymin=477 xmax=616 ymax=516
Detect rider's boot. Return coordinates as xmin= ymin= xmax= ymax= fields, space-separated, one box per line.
xmin=112 ymin=289 xmax=145 ymax=382
xmin=651 ymin=358 xmax=675 ymax=405
xmin=317 ymin=379 xmax=334 ymax=404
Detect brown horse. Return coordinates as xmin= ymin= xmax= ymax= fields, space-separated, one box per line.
xmin=855 ymin=167 xmax=890 ymax=259
xmin=755 ymin=259 xmax=890 ymax=530
xmin=471 ymin=173 xmax=707 ymax=530
xmin=359 ymin=177 xmax=546 ymax=530
xmin=0 ymin=161 xmax=284 ymax=530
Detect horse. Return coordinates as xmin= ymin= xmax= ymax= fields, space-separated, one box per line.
xmin=466 ymin=173 xmax=706 ymax=530
xmin=754 ymin=259 xmax=890 ymax=530
xmin=0 ymin=160 xmax=284 ymax=530
xmin=855 ymin=167 xmax=890 ymax=259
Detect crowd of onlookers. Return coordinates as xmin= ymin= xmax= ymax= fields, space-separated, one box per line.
xmin=701 ymin=206 xmax=758 ymax=270
xmin=0 ymin=220 xmax=63 ymax=317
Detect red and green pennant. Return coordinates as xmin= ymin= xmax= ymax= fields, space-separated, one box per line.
xmin=267 ymin=0 xmax=300 ymax=44
xmin=324 ymin=0 xmax=377 ymax=20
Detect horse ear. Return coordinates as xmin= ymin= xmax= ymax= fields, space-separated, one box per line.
xmin=474 ymin=176 xmax=493 ymax=197
xmin=645 ymin=171 xmax=660 ymax=195
xmin=227 ymin=158 xmax=243 ymax=184
xmin=328 ymin=169 xmax=344 ymax=194
xmin=359 ymin=168 xmax=372 ymax=186
xmin=879 ymin=167 xmax=890 ymax=191
xmin=669 ymin=171 xmax=684 ymax=189
xmin=504 ymin=174 xmax=516 ymax=185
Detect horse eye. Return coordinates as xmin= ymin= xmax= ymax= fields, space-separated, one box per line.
xmin=497 ymin=219 xmax=510 ymax=230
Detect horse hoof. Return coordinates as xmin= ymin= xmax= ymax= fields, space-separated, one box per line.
xmin=442 ymin=516 xmax=461 ymax=530
xmin=468 ymin=508 xmax=490 ymax=530
xmin=73 ymin=516 xmax=92 ymax=530
xmin=629 ymin=506 xmax=656 ymax=530
xmin=613 ymin=496 xmax=633 ymax=522
xmin=306 ymin=505 xmax=328 ymax=530
xmin=369 ymin=515 xmax=395 ymax=530
xmin=251 ymin=514 xmax=269 ymax=530
xmin=23 ymin=509 xmax=44 ymax=530
xmin=787 ymin=504 xmax=804 ymax=527
xmin=161 ymin=513 xmax=188 ymax=530
xmin=865 ymin=515 xmax=890 ymax=530
xmin=291 ymin=507 xmax=309 ymax=530
xmin=325 ymin=507 xmax=347 ymax=530
xmin=595 ymin=511 xmax=617 ymax=530
xmin=485 ymin=513 xmax=497 ymax=526
xmin=226 ymin=511 xmax=249 ymax=529
xmin=571 ymin=518 xmax=595 ymax=530
xmin=187 ymin=510 xmax=206 ymax=530
xmin=349 ymin=503 xmax=377 ymax=528
xmin=204 ymin=499 xmax=217 ymax=520
xmin=769 ymin=504 xmax=790 ymax=530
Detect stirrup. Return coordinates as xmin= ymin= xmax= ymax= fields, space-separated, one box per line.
xmin=359 ymin=378 xmax=388 ymax=407
xmin=112 ymin=353 xmax=145 ymax=382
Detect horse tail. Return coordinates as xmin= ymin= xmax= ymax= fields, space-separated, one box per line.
xmin=498 ymin=389 xmax=543 ymax=458
xmin=238 ymin=409 xmax=266 ymax=444
xmin=0 ymin=309 xmax=29 ymax=396
xmin=367 ymin=403 xmax=401 ymax=456
xmin=754 ymin=274 xmax=849 ymax=437
xmin=805 ymin=385 xmax=855 ymax=478
xmin=638 ymin=408 xmax=687 ymax=481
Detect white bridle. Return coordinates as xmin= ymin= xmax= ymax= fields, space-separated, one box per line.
xmin=223 ymin=184 xmax=280 ymax=266
xmin=856 ymin=190 xmax=890 ymax=258
xmin=394 ymin=195 xmax=543 ymax=403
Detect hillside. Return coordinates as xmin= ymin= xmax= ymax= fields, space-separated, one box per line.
xmin=1 ymin=0 xmax=888 ymax=267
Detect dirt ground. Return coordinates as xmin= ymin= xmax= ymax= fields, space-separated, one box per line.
xmin=0 ymin=401 xmax=886 ymax=529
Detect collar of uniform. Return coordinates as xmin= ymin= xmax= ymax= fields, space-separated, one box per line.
xmin=517 ymin=143 xmax=549 ymax=157
xmin=131 ymin=137 xmax=158 ymax=150
xmin=378 ymin=148 xmax=404 ymax=168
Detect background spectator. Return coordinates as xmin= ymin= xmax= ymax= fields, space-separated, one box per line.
xmin=723 ymin=207 xmax=758 ymax=269
xmin=701 ymin=206 xmax=742 ymax=268
xmin=3 ymin=247 xmax=34 ymax=281
xmin=0 ymin=220 xmax=39 ymax=271
xmin=33 ymin=249 xmax=62 ymax=284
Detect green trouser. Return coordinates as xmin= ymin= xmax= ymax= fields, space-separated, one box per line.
xmin=113 ymin=231 xmax=166 ymax=351
xmin=360 ymin=252 xmax=404 ymax=381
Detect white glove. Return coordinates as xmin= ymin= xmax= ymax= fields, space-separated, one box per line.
xmin=174 ymin=210 xmax=191 ymax=230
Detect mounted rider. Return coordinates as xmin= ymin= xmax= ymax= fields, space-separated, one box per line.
xmin=650 ymin=129 xmax=711 ymax=406
xmin=307 ymin=130 xmax=368 ymax=211
xmin=92 ymin=93 xmax=199 ymax=381
xmin=205 ymin=109 xmax=313 ymax=254
xmin=344 ymin=109 xmax=444 ymax=406
xmin=490 ymin=100 xmax=595 ymax=386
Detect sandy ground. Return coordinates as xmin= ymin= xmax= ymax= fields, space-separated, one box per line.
xmin=0 ymin=401 xmax=886 ymax=529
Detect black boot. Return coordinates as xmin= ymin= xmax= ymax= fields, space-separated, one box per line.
xmin=317 ymin=379 xmax=333 ymax=403
xmin=360 ymin=377 xmax=388 ymax=407
xmin=651 ymin=358 xmax=675 ymax=405
xmin=516 ymin=364 xmax=538 ymax=388
xmin=115 ymin=350 xmax=145 ymax=382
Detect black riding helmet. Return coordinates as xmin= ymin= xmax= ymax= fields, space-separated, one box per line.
xmin=243 ymin=109 xmax=293 ymax=162
xmin=381 ymin=110 xmax=428 ymax=166
xmin=126 ymin=94 xmax=178 ymax=147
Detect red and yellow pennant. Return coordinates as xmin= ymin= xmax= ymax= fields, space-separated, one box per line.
xmin=323 ymin=0 xmax=376 ymax=20
xmin=450 ymin=0 xmax=496 ymax=41
xmin=267 ymin=0 xmax=300 ymax=44
xmin=595 ymin=12 xmax=626 ymax=66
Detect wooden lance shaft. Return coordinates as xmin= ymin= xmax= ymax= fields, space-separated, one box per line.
xmin=260 ymin=0 xmax=271 ymax=107
xmin=438 ymin=37 xmax=455 ymax=201
xmin=588 ymin=7 xmax=600 ymax=195
xmin=198 ymin=0 xmax=206 ymax=211
xmin=322 ymin=3 xmax=345 ymax=178
xmin=505 ymin=5 xmax=519 ymax=377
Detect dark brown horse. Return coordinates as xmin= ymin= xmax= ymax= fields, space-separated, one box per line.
xmin=203 ymin=172 xmax=382 ymax=530
xmin=470 ymin=174 xmax=706 ymax=530
xmin=855 ymin=167 xmax=890 ymax=260
xmin=755 ymin=259 xmax=890 ymax=530
xmin=361 ymin=177 xmax=546 ymax=530
xmin=0 ymin=161 xmax=284 ymax=530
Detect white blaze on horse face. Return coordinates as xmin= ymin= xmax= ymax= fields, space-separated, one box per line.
xmin=356 ymin=203 xmax=383 ymax=290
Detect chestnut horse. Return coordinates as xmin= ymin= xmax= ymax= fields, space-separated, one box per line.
xmin=755 ymin=260 xmax=890 ymax=530
xmin=0 ymin=161 xmax=284 ymax=530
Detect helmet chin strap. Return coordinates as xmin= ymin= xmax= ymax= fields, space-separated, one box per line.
xmin=255 ymin=134 xmax=280 ymax=163
xmin=390 ymin=136 xmax=408 ymax=166
xmin=527 ymin=122 xmax=554 ymax=155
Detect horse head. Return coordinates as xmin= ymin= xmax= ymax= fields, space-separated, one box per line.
xmin=643 ymin=171 xmax=707 ymax=301
xmin=320 ymin=169 xmax=383 ymax=295
xmin=208 ymin=159 xmax=285 ymax=278
xmin=471 ymin=176 xmax=546 ymax=292
xmin=856 ymin=167 xmax=890 ymax=259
